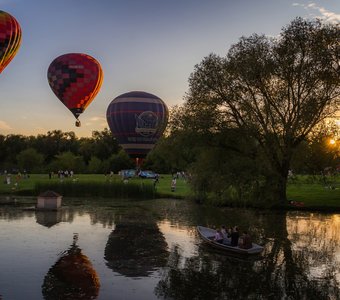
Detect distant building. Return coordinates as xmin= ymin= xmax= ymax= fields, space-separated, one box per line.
xmin=37 ymin=190 xmax=62 ymax=210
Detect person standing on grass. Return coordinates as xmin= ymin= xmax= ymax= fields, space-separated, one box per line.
xmin=171 ymin=177 xmax=177 ymax=192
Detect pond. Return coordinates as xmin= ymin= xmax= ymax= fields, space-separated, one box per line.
xmin=0 ymin=198 xmax=339 ymax=300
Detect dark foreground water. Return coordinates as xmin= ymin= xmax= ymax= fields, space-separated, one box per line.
xmin=0 ymin=198 xmax=339 ymax=300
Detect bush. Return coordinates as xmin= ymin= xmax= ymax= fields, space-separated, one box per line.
xmin=34 ymin=180 xmax=155 ymax=199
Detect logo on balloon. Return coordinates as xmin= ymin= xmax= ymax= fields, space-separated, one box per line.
xmin=135 ymin=111 xmax=159 ymax=137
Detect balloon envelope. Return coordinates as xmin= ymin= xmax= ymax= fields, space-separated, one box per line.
xmin=47 ymin=53 xmax=103 ymax=125
xmin=0 ymin=10 xmax=22 ymax=73
xmin=106 ymin=91 xmax=168 ymax=158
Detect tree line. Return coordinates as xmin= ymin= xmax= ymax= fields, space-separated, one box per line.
xmin=0 ymin=121 xmax=337 ymax=176
xmin=0 ymin=128 xmax=134 ymax=174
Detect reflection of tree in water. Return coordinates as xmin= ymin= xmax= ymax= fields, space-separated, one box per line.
xmin=0 ymin=206 xmax=78 ymax=228
xmin=285 ymin=212 xmax=340 ymax=299
xmin=104 ymin=213 xmax=169 ymax=277
xmin=35 ymin=208 xmax=77 ymax=228
xmin=262 ymin=212 xmax=339 ymax=299
xmin=155 ymin=245 xmax=265 ymax=300
xmin=155 ymin=212 xmax=339 ymax=300
xmin=42 ymin=234 xmax=100 ymax=300
xmin=88 ymin=207 xmax=116 ymax=227
xmin=0 ymin=207 xmax=35 ymax=220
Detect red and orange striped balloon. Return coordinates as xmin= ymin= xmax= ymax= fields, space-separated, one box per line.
xmin=0 ymin=10 xmax=22 ymax=73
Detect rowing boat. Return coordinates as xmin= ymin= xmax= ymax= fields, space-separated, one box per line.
xmin=197 ymin=226 xmax=264 ymax=255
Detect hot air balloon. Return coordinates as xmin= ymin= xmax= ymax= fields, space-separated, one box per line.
xmin=106 ymin=91 xmax=168 ymax=165
xmin=47 ymin=53 xmax=103 ymax=127
xmin=0 ymin=10 xmax=22 ymax=73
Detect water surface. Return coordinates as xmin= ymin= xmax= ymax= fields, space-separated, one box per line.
xmin=0 ymin=198 xmax=339 ymax=300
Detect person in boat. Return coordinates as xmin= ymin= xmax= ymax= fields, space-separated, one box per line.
xmin=214 ymin=229 xmax=224 ymax=243
xmin=227 ymin=227 xmax=233 ymax=238
xmin=220 ymin=225 xmax=230 ymax=244
xmin=239 ymin=231 xmax=253 ymax=249
xmin=221 ymin=225 xmax=227 ymax=238
xmin=230 ymin=226 xmax=239 ymax=247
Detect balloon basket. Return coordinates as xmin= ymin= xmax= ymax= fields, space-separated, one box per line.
xmin=75 ymin=120 xmax=81 ymax=127
xmin=135 ymin=157 xmax=144 ymax=169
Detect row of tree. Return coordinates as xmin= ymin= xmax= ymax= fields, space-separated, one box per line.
xmin=0 ymin=129 xmax=134 ymax=174
xmin=0 ymin=120 xmax=338 ymax=175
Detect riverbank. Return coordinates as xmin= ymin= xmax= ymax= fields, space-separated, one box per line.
xmin=0 ymin=173 xmax=339 ymax=211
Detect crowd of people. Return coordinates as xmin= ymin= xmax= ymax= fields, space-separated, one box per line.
xmin=2 ymin=170 xmax=29 ymax=190
xmin=214 ymin=225 xmax=253 ymax=249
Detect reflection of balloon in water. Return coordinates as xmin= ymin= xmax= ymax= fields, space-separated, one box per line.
xmin=104 ymin=220 xmax=168 ymax=277
xmin=0 ymin=10 xmax=22 ymax=73
xmin=42 ymin=234 xmax=100 ymax=300
xmin=47 ymin=53 xmax=103 ymax=127
xmin=106 ymin=91 xmax=169 ymax=161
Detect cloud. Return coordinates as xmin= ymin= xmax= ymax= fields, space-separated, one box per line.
xmin=89 ymin=116 xmax=106 ymax=122
xmin=0 ymin=120 xmax=12 ymax=130
xmin=86 ymin=116 xmax=108 ymax=127
xmin=293 ymin=2 xmax=340 ymax=23
xmin=82 ymin=116 xmax=107 ymax=128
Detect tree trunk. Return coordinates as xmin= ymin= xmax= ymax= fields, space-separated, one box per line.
xmin=266 ymin=156 xmax=290 ymax=206
xmin=275 ymin=157 xmax=290 ymax=206
xmin=277 ymin=174 xmax=288 ymax=205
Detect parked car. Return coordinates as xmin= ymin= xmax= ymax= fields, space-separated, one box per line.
xmin=138 ymin=170 xmax=158 ymax=179
xmin=119 ymin=169 xmax=136 ymax=178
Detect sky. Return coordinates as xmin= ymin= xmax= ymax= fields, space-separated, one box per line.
xmin=0 ymin=0 xmax=339 ymax=137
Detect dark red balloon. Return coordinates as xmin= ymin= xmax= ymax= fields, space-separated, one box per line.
xmin=47 ymin=53 xmax=103 ymax=126
xmin=106 ymin=91 xmax=168 ymax=158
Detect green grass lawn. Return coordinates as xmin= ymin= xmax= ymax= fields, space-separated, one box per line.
xmin=155 ymin=174 xmax=190 ymax=198
xmin=0 ymin=173 xmax=339 ymax=209
xmin=287 ymin=184 xmax=340 ymax=208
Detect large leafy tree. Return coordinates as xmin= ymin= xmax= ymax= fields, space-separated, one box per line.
xmin=16 ymin=148 xmax=44 ymax=173
xmin=0 ymin=134 xmax=29 ymax=171
xmin=106 ymin=150 xmax=134 ymax=173
xmin=32 ymin=130 xmax=79 ymax=163
xmin=184 ymin=18 xmax=339 ymax=204
xmin=87 ymin=128 xmax=120 ymax=161
xmin=52 ymin=151 xmax=85 ymax=173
